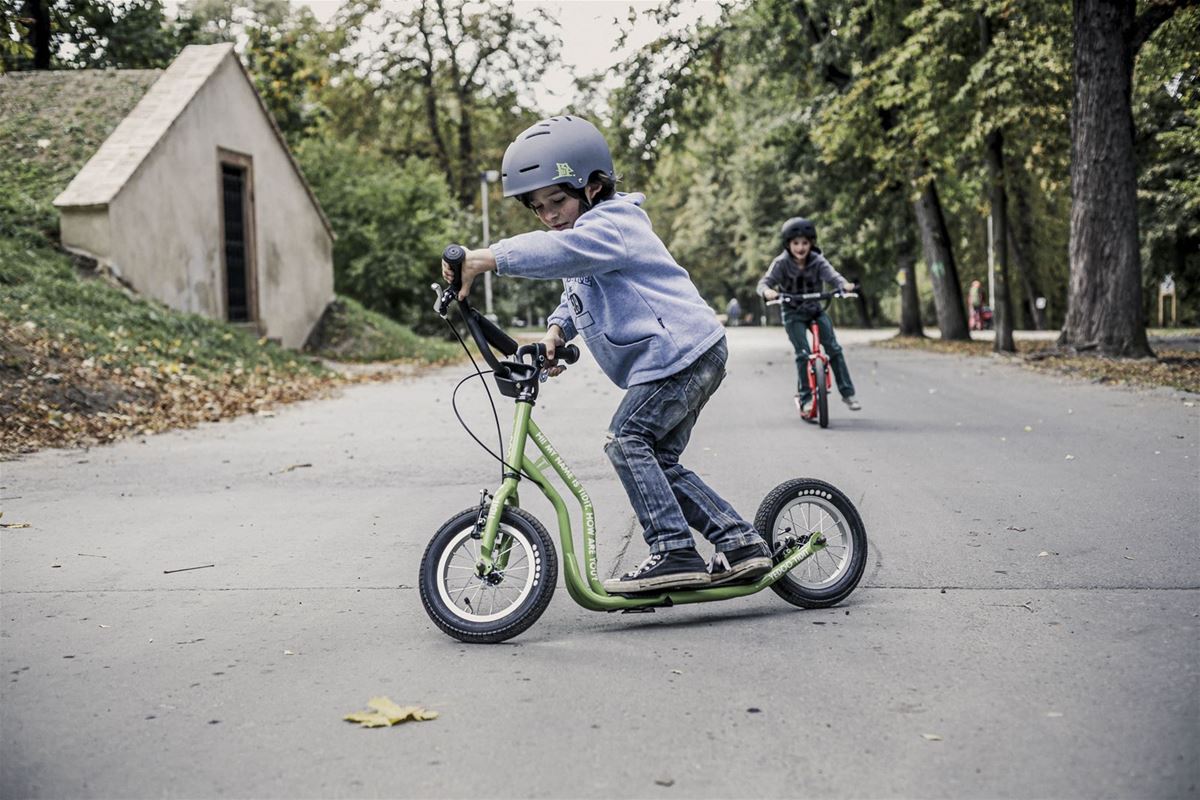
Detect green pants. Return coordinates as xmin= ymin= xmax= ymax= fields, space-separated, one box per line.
xmin=783 ymin=311 xmax=856 ymax=402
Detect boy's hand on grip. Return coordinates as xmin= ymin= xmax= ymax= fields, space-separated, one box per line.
xmin=540 ymin=331 xmax=568 ymax=377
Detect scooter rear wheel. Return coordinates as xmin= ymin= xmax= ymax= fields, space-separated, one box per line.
xmin=755 ymin=478 xmax=866 ymax=608
xmin=419 ymin=506 xmax=557 ymax=643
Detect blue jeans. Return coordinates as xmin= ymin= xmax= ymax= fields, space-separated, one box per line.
xmin=604 ymin=338 xmax=763 ymax=554
xmin=783 ymin=311 xmax=856 ymax=402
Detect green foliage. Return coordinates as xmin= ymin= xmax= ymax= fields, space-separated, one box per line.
xmin=1 ymin=0 xmax=178 ymax=72
xmin=175 ymin=0 xmax=330 ymax=144
xmin=295 ymin=136 xmax=465 ymax=331
xmin=1135 ymin=7 xmax=1200 ymax=324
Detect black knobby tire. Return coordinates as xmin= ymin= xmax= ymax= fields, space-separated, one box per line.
xmin=419 ymin=506 xmax=557 ymax=644
xmin=814 ymin=360 xmax=829 ymax=428
xmin=754 ymin=478 xmax=867 ymax=608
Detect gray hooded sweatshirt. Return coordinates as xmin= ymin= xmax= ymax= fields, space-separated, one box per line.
xmin=491 ymin=193 xmax=724 ymax=389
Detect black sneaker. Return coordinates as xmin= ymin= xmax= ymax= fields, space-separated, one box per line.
xmin=708 ymin=541 xmax=772 ymax=586
xmin=602 ymin=548 xmax=710 ymax=593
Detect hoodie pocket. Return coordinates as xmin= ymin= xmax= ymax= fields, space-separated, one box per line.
xmin=590 ymin=330 xmax=665 ymax=368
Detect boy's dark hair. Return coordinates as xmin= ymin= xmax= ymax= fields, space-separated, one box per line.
xmin=519 ymin=170 xmax=618 ymax=212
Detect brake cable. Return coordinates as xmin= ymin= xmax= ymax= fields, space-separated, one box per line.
xmin=442 ymin=314 xmax=538 ymax=483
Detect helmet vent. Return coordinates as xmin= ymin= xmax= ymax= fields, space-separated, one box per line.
xmin=525 ymin=130 xmax=550 ymax=139
xmin=518 ymin=164 xmax=540 ymax=173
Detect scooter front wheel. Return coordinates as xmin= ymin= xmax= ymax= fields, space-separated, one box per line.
xmin=813 ymin=360 xmax=829 ymax=428
xmin=419 ymin=506 xmax=557 ymax=643
xmin=755 ymin=478 xmax=866 ymax=608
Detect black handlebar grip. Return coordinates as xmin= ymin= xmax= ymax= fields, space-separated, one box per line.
xmin=443 ymin=244 xmax=465 ymax=290
xmin=560 ymin=344 xmax=580 ymax=364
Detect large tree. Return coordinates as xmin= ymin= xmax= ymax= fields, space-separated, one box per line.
xmin=332 ymin=0 xmax=558 ymax=206
xmin=1061 ymin=0 xmax=1190 ymax=356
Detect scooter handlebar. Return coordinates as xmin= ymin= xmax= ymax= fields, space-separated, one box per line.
xmin=434 ymin=244 xmax=466 ymax=317
xmin=559 ymin=344 xmax=580 ymax=364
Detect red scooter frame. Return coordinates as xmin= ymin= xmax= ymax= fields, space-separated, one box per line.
xmin=768 ymin=290 xmax=857 ymax=428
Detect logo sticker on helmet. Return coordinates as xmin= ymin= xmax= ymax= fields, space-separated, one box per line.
xmin=555 ymin=163 xmax=576 ymax=179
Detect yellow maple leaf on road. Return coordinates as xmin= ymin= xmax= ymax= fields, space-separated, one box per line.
xmin=343 ymin=696 xmax=439 ymax=728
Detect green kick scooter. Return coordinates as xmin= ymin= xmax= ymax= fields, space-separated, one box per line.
xmin=419 ymin=246 xmax=868 ymax=643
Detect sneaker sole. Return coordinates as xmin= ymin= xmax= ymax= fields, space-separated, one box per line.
xmin=708 ymin=557 xmax=773 ymax=586
xmin=602 ymin=571 xmax=711 ymax=594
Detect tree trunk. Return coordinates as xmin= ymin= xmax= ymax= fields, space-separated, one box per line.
xmin=895 ymin=217 xmax=924 ymax=337
xmin=1008 ymin=176 xmax=1047 ymax=330
xmin=985 ymin=129 xmax=1016 ymax=352
xmin=911 ymin=179 xmax=969 ymax=340
xmin=1061 ymin=0 xmax=1153 ymax=357
xmin=415 ymin=3 xmax=455 ymax=192
xmin=979 ymin=12 xmax=1016 ymax=351
xmin=26 ymin=0 xmax=51 ymax=69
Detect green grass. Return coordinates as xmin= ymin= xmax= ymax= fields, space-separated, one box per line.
xmin=305 ymin=296 xmax=461 ymax=363
xmin=0 ymin=237 xmax=326 ymax=376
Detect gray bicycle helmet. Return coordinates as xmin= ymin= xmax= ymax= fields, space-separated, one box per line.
xmin=781 ymin=217 xmax=818 ymax=248
xmin=501 ymin=115 xmax=615 ymax=198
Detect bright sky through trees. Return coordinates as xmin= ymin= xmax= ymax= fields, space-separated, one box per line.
xmin=278 ymin=0 xmax=724 ymax=111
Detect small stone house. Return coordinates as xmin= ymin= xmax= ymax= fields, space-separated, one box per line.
xmin=53 ymin=44 xmax=334 ymax=348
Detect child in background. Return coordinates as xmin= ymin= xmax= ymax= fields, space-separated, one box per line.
xmin=757 ymin=217 xmax=861 ymax=418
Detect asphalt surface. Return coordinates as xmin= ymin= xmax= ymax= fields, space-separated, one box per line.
xmin=2 ymin=327 xmax=1198 ymax=799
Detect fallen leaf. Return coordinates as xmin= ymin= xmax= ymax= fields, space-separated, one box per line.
xmin=1038 ymin=551 xmax=1051 ymax=557
xmin=0 ymin=522 xmax=31 ymax=529
xmin=276 ymin=462 xmax=312 ymax=473
xmin=99 ymin=624 xmax=111 ymax=628
xmin=344 ymin=696 xmax=439 ymax=728
xmin=283 ymin=650 xmax=296 ymax=655
xmin=1123 ymin=555 xmax=1135 ymax=560
xmin=922 ymin=733 xmax=943 ymax=741
xmin=344 ymin=712 xmax=393 ymax=728
xmin=655 ymin=779 xmax=675 ymax=787
xmin=1064 ymin=454 xmax=1075 ymax=460
xmin=1006 ymin=526 xmax=1027 ymax=532
xmin=670 ymin=669 xmax=682 ymax=675
xmin=1024 ymin=425 xmax=1033 ymax=432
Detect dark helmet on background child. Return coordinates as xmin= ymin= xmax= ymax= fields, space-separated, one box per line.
xmin=780 ymin=217 xmax=820 ymax=253
xmin=501 ymin=115 xmax=616 ymax=200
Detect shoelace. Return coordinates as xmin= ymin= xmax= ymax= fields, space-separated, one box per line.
xmin=625 ymin=553 xmax=663 ymax=578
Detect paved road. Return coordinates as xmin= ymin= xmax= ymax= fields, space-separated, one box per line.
xmin=2 ymin=327 xmax=1198 ymax=799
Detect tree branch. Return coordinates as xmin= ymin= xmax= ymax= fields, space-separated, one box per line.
xmin=1131 ymin=0 xmax=1195 ymax=54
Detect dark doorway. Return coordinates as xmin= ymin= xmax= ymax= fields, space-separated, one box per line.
xmin=221 ymin=162 xmax=251 ymax=322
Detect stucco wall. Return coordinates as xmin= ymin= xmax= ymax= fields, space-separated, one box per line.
xmin=59 ymin=208 xmax=112 ymax=266
xmin=93 ymin=54 xmax=332 ymax=348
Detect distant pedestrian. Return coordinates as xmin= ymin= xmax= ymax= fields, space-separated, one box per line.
xmin=969 ymin=280 xmax=984 ymax=331
xmin=726 ymin=297 xmax=742 ymax=327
